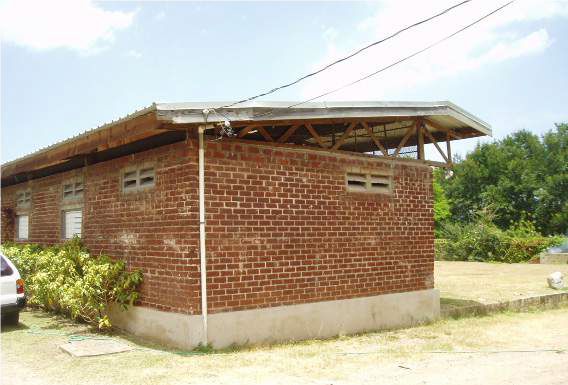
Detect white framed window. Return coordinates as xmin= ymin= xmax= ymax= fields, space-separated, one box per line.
xmin=63 ymin=181 xmax=84 ymax=200
xmin=346 ymin=172 xmax=392 ymax=194
xmin=122 ymin=166 xmax=155 ymax=192
xmin=16 ymin=215 xmax=29 ymax=240
xmin=16 ymin=190 xmax=31 ymax=208
xmin=62 ymin=210 xmax=82 ymax=239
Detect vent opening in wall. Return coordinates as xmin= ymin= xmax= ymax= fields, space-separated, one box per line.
xmin=369 ymin=175 xmax=391 ymax=193
xmin=63 ymin=181 xmax=84 ymax=200
xmin=346 ymin=173 xmax=367 ymax=192
xmin=346 ymin=172 xmax=392 ymax=193
xmin=16 ymin=190 xmax=31 ymax=207
xmin=123 ymin=167 xmax=155 ymax=192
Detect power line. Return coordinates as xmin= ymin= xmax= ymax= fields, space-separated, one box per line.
xmin=287 ymin=0 xmax=515 ymax=108
xmin=237 ymin=0 xmax=514 ymax=122
xmin=219 ymin=0 xmax=473 ymax=109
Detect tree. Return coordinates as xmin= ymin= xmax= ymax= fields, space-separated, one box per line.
xmin=433 ymin=168 xmax=450 ymax=236
xmin=441 ymin=123 xmax=568 ymax=235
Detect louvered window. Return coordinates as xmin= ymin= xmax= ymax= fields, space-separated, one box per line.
xmin=17 ymin=215 xmax=29 ymax=240
xmin=63 ymin=210 xmax=82 ymax=239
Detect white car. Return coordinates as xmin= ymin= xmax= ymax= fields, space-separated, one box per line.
xmin=1 ymin=253 xmax=26 ymax=325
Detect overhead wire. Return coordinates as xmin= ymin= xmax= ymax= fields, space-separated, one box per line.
xmin=286 ymin=0 xmax=515 ymax=109
xmin=236 ymin=0 xmax=515 ymax=124
xmin=217 ymin=0 xmax=473 ymax=109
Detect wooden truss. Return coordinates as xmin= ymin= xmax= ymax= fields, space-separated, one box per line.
xmin=235 ymin=117 xmax=458 ymax=168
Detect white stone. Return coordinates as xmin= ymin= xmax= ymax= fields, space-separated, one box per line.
xmin=547 ymin=272 xmax=565 ymax=290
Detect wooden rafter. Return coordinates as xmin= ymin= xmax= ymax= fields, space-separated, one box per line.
xmin=361 ymin=122 xmax=388 ymax=156
xmin=2 ymin=112 xmax=160 ymax=177
xmin=257 ymin=126 xmax=274 ymax=142
xmin=331 ymin=122 xmax=357 ymax=150
xmin=237 ymin=125 xmax=258 ymax=138
xmin=422 ymin=126 xmax=449 ymax=163
xmin=277 ymin=124 xmax=300 ymax=143
xmin=305 ymin=123 xmax=327 ymax=148
xmin=394 ymin=124 xmax=415 ymax=156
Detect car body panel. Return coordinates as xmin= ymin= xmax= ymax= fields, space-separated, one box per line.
xmin=1 ymin=254 xmax=25 ymax=309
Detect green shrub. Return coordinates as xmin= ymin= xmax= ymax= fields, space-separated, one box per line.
xmin=434 ymin=239 xmax=448 ymax=260
xmin=440 ymin=218 xmax=562 ymax=263
xmin=1 ymin=238 xmax=142 ymax=329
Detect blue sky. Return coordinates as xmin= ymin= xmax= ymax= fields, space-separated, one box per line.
xmin=2 ymin=0 xmax=568 ymax=163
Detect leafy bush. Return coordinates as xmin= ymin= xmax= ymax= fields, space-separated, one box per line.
xmin=1 ymin=239 xmax=142 ymax=329
xmin=434 ymin=239 xmax=448 ymax=260
xmin=440 ymin=217 xmax=562 ymax=263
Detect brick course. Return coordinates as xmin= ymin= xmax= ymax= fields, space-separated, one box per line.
xmin=1 ymin=138 xmax=434 ymax=315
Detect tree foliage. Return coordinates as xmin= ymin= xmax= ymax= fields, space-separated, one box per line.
xmin=433 ymin=168 xmax=451 ymax=236
xmin=439 ymin=123 xmax=568 ymax=235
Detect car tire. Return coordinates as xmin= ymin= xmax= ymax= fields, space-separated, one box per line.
xmin=2 ymin=312 xmax=19 ymax=325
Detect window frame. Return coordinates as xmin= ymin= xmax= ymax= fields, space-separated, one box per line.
xmin=61 ymin=208 xmax=83 ymax=240
xmin=16 ymin=214 xmax=29 ymax=240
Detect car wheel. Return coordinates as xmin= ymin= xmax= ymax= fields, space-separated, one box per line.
xmin=2 ymin=312 xmax=19 ymax=325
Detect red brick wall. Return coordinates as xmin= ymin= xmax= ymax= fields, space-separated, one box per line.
xmin=1 ymin=138 xmax=434 ymax=315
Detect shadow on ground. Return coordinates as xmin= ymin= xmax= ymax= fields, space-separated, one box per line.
xmin=440 ymin=297 xmax=485 ymax=311
xmin=1 ymin=321 xmax=30 ymax=333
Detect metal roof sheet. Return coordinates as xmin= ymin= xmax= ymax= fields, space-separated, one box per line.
xmin=1 ymin=101 xmax=491 ymax=169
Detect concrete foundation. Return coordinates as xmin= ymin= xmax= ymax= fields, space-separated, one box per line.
xmin=540 ymin=253 xmax=568 ymax=265
xmin=110 ymin=289 xmax=440 ymax=349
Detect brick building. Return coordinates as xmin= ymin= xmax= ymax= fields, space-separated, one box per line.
xmin=1 ymin=101 xmax=491 ymax=348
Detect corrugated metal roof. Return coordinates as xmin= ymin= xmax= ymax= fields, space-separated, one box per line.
xmin=1 ymin=100 xmax=490 ymax=169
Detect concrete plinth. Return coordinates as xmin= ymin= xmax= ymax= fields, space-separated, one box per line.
xmin=540 ymin=253 xmax=568 ymax=265
xmin=110 ymin=288 xmax=440 ymax=350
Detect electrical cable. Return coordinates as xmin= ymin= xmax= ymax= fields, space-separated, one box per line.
xmin=218 ymin=0 xmax=473 ymax=109
xmin=288 ymin=0 xmax=515 ymax=108
xmin=219 ymin=0 xmax=515 ymax=125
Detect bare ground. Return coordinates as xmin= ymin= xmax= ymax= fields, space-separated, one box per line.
xmin=435 ymin=261 xmax=568 ymax=305
xmin=2 ymin=307 xmax=568 ymax=385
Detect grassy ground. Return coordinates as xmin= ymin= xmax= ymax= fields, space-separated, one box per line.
xmin=3 ymin=261 xmax=568 ymax=384
xmin=435 ymin=261 xmax=568 ymax=306
xmin=2 ymin=306 xmax=568 ymax=385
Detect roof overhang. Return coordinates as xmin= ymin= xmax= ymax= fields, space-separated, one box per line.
xmin=155 ymin=101 xmax=491 ymax=136
xmin=1 ymin=101 xmax=491 ymax=186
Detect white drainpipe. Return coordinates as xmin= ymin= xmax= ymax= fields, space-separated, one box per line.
xmin=198 ymin=110 xmax=209 ymax=346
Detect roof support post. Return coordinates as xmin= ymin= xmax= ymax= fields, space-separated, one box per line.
xmin=446 ymin=132 xmax=452 ymax=165
xmin=198 ymin=120 xmax=208 ymax=347
xmin=417 ymin=119 xmax=425 ymax=161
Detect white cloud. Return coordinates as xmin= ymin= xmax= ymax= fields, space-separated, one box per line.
xmin=300 ymin=0 xmax=568 ymax=101
xmin=125 ymin=49 xmax=142 ymax=59
xmin=154 ymin=10 xmax=166 ymax=22
xmin=0 ymin=0 xmax=136 ymax=54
